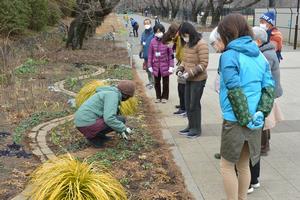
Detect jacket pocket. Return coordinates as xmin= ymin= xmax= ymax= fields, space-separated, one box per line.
xmin=223 ymin=120 xmax=237 ymax=130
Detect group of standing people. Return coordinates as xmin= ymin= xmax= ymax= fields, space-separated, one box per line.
xmin=74 ymin=11 xmax=283 ymax=200
xmin=140 ymin=17 xmax=209 ymax=138
xmin=139 ymin=10 xmax=283 ymax=200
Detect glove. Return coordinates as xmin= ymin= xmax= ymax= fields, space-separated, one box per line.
xmin=168 ymin=67 xmax=174 ymax=74
xmin=247 ymin=111 xmax=264 ymax=130
xmin=247 ymin=120 xmax=264 ymax=130
xmin=252 ymin=111 xmax=264 ymax=126
xmin=148 ymin=67 xmax=153 ymax=73
xmin=120 ymin=127 xmax=132 ymax=140
xmin=125 ymin=127 xmax=132 ymax=134
xmin=181 ymin=72 xmax=189 ymax=79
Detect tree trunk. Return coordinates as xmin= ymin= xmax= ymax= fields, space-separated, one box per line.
xmin=269 ymin=0 xmax=276 ymax=7
xmin=210 ymin=0 xmax=223 ymax=27
xmin=201 ymin=0 xmax=212 ymax=26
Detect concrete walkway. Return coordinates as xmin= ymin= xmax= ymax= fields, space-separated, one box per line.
xmin=126 ymin=14 xmax=300 ymax=200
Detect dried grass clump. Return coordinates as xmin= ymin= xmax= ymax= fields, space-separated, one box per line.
xmin=75 ymin=80 xmax=108 ymax=107
xmin=27 ymin=155 xmax=127 ymax=200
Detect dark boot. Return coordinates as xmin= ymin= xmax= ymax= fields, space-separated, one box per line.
xmin=88 ymin=134 xmax=111 ymax=148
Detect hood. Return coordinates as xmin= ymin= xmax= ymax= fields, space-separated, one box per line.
xmin=226 ymin=36 xmax=260 ymax=57
xmin=259 ymin=42 xmax=275 ymax=52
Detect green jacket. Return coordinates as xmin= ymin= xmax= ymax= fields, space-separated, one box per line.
xmin=74 ymin=86 xmax=126 ymax=133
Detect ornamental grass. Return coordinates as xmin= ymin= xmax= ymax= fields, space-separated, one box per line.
xmin=27 ymin=155 xmax=127 ymax=200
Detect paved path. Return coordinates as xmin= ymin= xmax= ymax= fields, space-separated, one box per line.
xmin=125 ymin=14 xmax=300 ymax=200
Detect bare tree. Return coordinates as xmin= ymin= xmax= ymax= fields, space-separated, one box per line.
xmin=169 ymin=0 xmax=181 ymax=19
xmin=269 ymin=0 xmax=276 ymax=7
xmin=157 ymin=0 xmax=170 ymax=18
xmin=188 ymin=0 xmax=205 ymax=22
xmin=201 ymin=0 xmax=213 ymax=26
xmin=201 ymin=0 xmax=261 ymax=27
xmin=66 ymin=0 xmax=120 ymax=50
xmin=231 ymin=0 xmax=262 ymax=11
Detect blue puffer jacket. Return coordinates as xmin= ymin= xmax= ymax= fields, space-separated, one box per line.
xmin=141 ymin=28 xmax=154 ymax=60
xmin=219 ymin=36 xmax=274 ymax=122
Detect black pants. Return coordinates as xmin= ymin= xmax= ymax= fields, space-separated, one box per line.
xmin=178 ymin=83 xmax=185 ymax=111
xmin=250 ymin=159 xmax=260 ymax=185
xmin=154 ymin=72 xmax=169 ymax=100
xmin=185 ymin=80 xmax=206 ymax=134
xmin=133 ymin=26 xmax=139 ymax=37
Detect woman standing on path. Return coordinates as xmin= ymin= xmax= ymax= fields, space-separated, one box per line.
xmin=217 ymin=14 xmax=275 ymax=200
xmin=162 ymin=23 xmax=186 ymax=115
xmin=140 ymin=18 xmax=154 ymax=89
xmin=247 ymin=26 xmax=284 ymax=194
xmin=148 ymin=23 xmax=174 ymax=103
xmin=177 ymin=22 xmax=209 ymax=138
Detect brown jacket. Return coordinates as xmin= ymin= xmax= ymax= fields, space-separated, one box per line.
xmin=179 ymin=39 xmax=209 ymax=81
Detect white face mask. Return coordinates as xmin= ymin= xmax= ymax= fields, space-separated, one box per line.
xmin=183 ymin=37 xmax=189 ymax=43
xmin=260 ymin=23 xmax=268 ymax=31
xmin=144 ymin=25 xmax=151 ymax=29
xmin=155 ymin=32 xmax=163 ymax=38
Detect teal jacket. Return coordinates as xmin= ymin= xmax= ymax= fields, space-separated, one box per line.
xmin=74 ymin=86 xmax=126 ymax=133
xmin=219 ymin=36 xmax=274 ymax=122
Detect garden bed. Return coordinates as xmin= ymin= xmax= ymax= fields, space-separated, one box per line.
xmin=0 ymin=14 xmax=130 ymax=200
xmin=47 ymin=70 xmax=193 ymax=199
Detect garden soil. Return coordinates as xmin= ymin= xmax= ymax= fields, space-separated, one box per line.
xmin=1 ymin=13 xmax=193 ymax=199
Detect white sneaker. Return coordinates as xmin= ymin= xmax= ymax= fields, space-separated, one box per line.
xmin=161 ymin=99 xmax=168 ymax=103
xmin=247 ymin=187 xmax=254 ymax=194
xmin=155 ymin=99 xmax=161 ymax=103
xmin=251 ymin=182 xmax=260 ymax=188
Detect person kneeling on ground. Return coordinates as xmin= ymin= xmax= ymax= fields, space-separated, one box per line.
xmin=74 ymin=80 xmax=136 ymax=148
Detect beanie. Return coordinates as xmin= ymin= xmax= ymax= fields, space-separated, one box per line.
xmin=260 ymin=11 xmax=275 ymax=26
xmin=117 ymin=80 xmax=136 ymax=97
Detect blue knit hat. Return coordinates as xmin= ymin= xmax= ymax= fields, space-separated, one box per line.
xmin=260 ymin=11 xmax=275 ymax=25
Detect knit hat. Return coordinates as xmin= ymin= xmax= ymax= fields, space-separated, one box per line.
xmin=260 ymin=11 xmax=275 ymax=26
xmin=117 ymin=80 xmax=136 ymax=97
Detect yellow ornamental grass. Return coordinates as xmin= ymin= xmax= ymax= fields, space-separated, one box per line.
xmin=75 ymin=80 xmax=138 ymax=116
xmin=27 ymin=155 xmax=127 ymax=200
xmin=119 ymin=97 xmax=138 ymax=116
xmin=75 ymin=80 xmax=108 ymax=108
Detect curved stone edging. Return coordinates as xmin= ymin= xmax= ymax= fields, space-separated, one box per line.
xmin=53 ymin=67 xmax=105 ymax=97
xmin=12 ymin=67 xmax=106 ymax=200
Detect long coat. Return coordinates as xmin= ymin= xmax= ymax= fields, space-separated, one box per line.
xmin=148 ymin=37 xmax=174 ymax=77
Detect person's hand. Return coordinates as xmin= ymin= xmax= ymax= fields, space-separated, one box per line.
xmin=148 ymin=67 xmax=153 ymax=73
xmin=182 ymin=72 xmax=189 ymax=79
xmin=252 ymin=111 xmax=264 ymax=126
xmin=168 ymin=67 xmax=174 ymax=74
xmin=120 ymin=127 xmax=132 ymax=140
xmin=125 ymin=127 xmax=132 ymax=134
xmin=247 ymin=121 xmax=264 ymax=130
xmin=247 ymin=111 xmax=264 ymax=130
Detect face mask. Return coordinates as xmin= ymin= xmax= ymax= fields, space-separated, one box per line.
xmin=155 ymin=32 xmax=163 ymax=38
xmin=183 ymin=37 xmax=189 ymax=43
xmin=260 ymin=23 xmax=268 ymax=30
xmin=144 ymin=25 xmax=151 ymax=29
